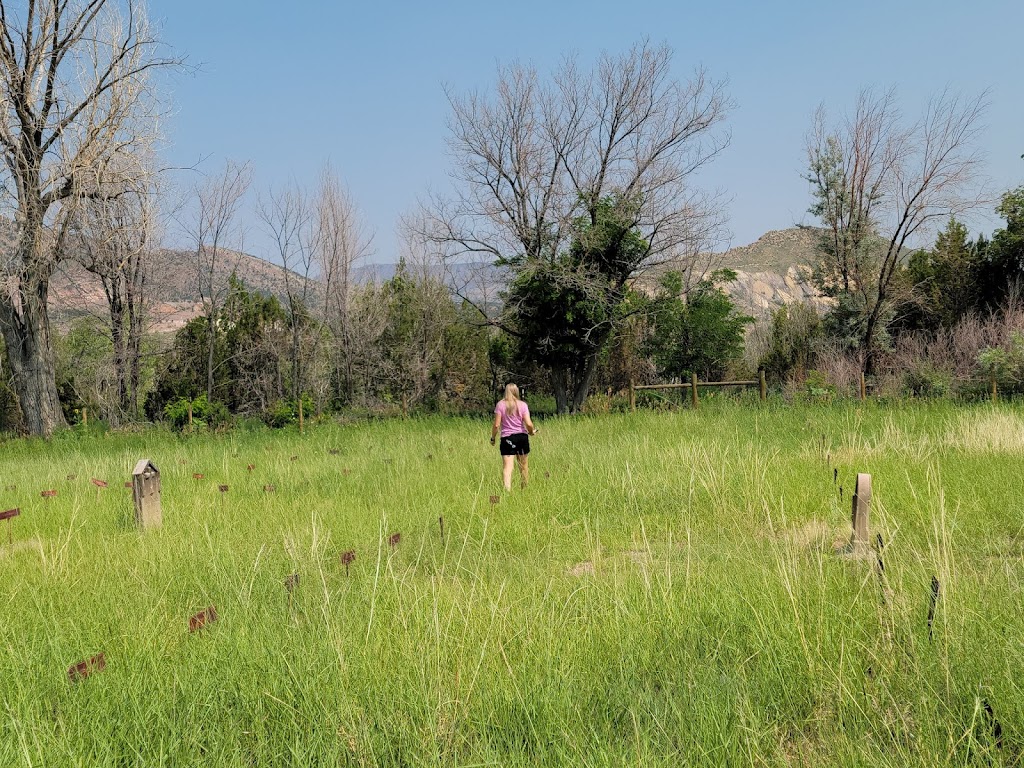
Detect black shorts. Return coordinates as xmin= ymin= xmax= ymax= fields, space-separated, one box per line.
xmin=499 ymin=433 xmax=530 ymax=456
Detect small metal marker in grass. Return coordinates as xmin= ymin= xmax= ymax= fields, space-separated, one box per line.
xmin=67 ymin=652 xmax=105 ymax=683
xmin=124 ymin=481 xmax=132 ymax=488
xmin=426 ymin=453 xmax=433 ymax=461
xmin=192 ymin=473 xmax=204 ymax=480
xmin=388 ymin=532 xmax=401 ymax=548
xmin=341 ymin=550 xmax=355 ymax=575
xmin=219 ymin=484 xmax=229 ymax=493
xmin=90 ymin=478 xmax=108 ymax=488
xmin=247 ymin=464 xmax=255 ymax=472
xmin=67 ymin=474 xmax=77 ymax=481
xmin=927 ymin=576 xmax=940 ymax=640
xmin=189 ymin=606 xmax=218 ymax=633
xmin=328 ymin=449 xmax=340 ymax=455
xmin=1 ymin=507 xmax=20 ymax=546
xmin=489 ymin=495 xmax=499 ymax=506
xmin=284 ymin=573 xmax=300 ymax=611
xmin=41 ymin=489 xmax=57 ymax=499
xmin=263 ymin=484 xmax=276 ymax=493
xmin=342 ymin=468 xmax=351 ymax=477
xmin=850 ymin=473 xmax=871 ymax=550
xmin=290 ymin=455 xmax=298 ymax=462
xmin=982 ymin=699 xmax=1004 ymax=750
xmin=439 ymin=515 xmax=445 ymax=545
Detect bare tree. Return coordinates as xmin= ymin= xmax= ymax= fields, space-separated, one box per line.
xmin=69 ymin=161 xmax=158 ymax=423
xmin=257 ymin=183 xmax=320 ymax=402
xmin=419 ymin=41 xmax=730 ymax=412
xmin=314 ymin=167 xmax=373 ymax=406
xmin=0 ymin=0 xmax=178 ymax=435
xmin=184 ymin=160 xmax=252 ymax=402
xmin=806 ymin=88 xmax=987 ymax=373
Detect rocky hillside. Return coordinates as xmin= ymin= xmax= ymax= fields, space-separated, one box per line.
xmin=48 ymin=227 xmax=828 ymax=332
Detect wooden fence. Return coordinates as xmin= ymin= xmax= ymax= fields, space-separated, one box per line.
xmin=629 ymin=371 xmax=767 ymax=411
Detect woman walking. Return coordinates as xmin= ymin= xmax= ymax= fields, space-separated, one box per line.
xmin=490 ymin=383 xmax=537 ymax=491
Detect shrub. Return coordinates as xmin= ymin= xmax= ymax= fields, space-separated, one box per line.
xmin=163 ymin=394 xmax=232 ymax=431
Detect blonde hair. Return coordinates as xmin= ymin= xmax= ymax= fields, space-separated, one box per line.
xmin=502 ymin=383 xmax=520 ymax=412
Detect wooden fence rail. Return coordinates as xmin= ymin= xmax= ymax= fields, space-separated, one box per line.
xmin=630 ymin=370 xmax=767 ymax=411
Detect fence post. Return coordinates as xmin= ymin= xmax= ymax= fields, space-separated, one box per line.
xmin=859 ymin=372 xmax=866 ymax=401
xmin=690 ymin=372 xmax=698 ymax=409
xmin=629 ymin=379 xmax=636 ymax=412
xmin=759 ymin=370 xmax=766 ymax=402
xmin=298 ymin=396 xmax=304 ymax=434
xmin=991 ymin=377 xmax=998 ymax=403
xmin=187 ymin=401 xmax=193 ymax=427
xmin=83 ymin=408 xmax=88 ymax=428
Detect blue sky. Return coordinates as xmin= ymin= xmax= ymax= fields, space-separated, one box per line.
xmin=156 ymin=0 xmax=1023 ymax=262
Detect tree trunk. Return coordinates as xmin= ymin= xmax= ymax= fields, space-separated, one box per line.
xmin=570 ymin=352 xmax=602 ymax=412
xmin=0 ymin=270 xmax=66 ymax=437
xmin=551 ymin=367 xmax=570 ymax=414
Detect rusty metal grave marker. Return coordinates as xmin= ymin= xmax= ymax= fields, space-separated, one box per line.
xmin=341 ymin=550 xmax=355 ymax=576
xmin=850 ymin=473 xmax=871 ymax=550
xmin=67 ymin=474 xmax=77 ymax=481
xmin=284 ymin=573 xmax=300 ymax=611
xmin=1 ymin=507 xmax=20 ymax=546
xmin=90 ymin=478 xmax=108 ymax=489
xmin=290 ymin=455 xmax=298 ymax=462
xmin=189 ymin=605 xmax=218 ymax=633
xmin=67 ymin=652 xmax=106 ymax=683
xmin=927 ymin=576 xmax=940 ymax=640
xmin=247 ymin=464 xmax=255 ymax=472
xmin=388 ymin=532 xmax=401 ymax=548
xmin=833 ymin=468 xmax=838 ymax=485
xmin=489 ymin=495 xmax=499 ymax=506
xmin=124 ymin=481 xmax=132 ymax=488
xmin=328 ymin=449 xmax=340 ymax=455
xmin=41 ymin=489 xmax=57 ymax=499
xmin=132 ymin=460 xmax=161 ymax=530
xmin=192 ymin=473 xmax=204 ymax=480
xmin=439 ymin=515 xmax=445 ymax=546
xmin=544 ymin=471 xmax=550 ymax=479
xmin=219 ymin=484 xmax=229 ymax=493
xmin=263 ymin=484 xmax=276 ymax=493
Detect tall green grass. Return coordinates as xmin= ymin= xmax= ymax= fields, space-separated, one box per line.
xmin=2 ymin=401 xmax=1023 ymax=766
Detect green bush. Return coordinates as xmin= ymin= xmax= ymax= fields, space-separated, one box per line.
xmin=262 ymin=394 xmax=315 ymax=428
xmin=163 ymin=394 xmax=232 ymax=431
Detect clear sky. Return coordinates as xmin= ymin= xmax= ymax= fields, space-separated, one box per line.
xmin=155 ymin=0 xmax=1023 ymax=263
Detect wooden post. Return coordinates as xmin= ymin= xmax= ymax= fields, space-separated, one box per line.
xmin=759 ymin=370 xmax=766 ymax=402
xmin=859 ymin=372 xmax=867 ymax=401
xmin=83 ymin=408 xmax=88 ymax=428
xmin=629 ymin=379 xmax=636 ymax=412
xmin=991 ymin=377 xmax=998 ymax=403
xmin=132 ymin=459 xmax=162 ymax=530
xmin=851 ymin=473 xmax=871 ymax=549
xmin=690 ymin=372 xmax=698 ymax=409
xmin=298 ymin=397 xmax=304 ymax=434
xmin=402 ymin=392 xmax=408 ymax=418
xmin=187 ymin=400 xmax=193 ymax=427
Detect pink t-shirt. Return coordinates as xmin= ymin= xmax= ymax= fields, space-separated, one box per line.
xmin=494 ymin=399 xmax=529 ymax=437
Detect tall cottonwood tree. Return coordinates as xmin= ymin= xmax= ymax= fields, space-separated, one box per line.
xmin=0 ymin=0 xmax=176 ymax=435
xmin=806 ymin=88 xmax=987 ymax=373
xmin=421 ymin=41 xmax=730 ymax=412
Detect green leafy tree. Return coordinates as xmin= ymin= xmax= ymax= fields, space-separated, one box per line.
xmin=646 ymin=269 xmax=752 ymax=381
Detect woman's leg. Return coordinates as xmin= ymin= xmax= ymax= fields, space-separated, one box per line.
xmin=516 ymin=454 xmax=529 ymax=488
xmin=502 ymin=455 xmax=515 ymax=491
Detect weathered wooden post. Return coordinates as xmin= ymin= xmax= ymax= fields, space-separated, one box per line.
xmin=187 ymin=401 xmax=193 ymax=428
xmin=132 ymin=459 xmax=162 ymax=530
xmin=298 ymin=397 xmax=304 ymax=434
xmin=759 ymin=369 xmax=766 ymax=402
xmin=83 ymin=408 xmax=88 ymax=428
xmin=991 ymin=377 xmax=998 ymax=403
xmin=851 ymin=473 xmax=871 ymax=549
xmin=629 ymin=379 xmax=636 ymax=412
xmin=690 ymin=372 xmax=699 ymax=409
xmin=859 ymin=372 xmax=867 ymax=401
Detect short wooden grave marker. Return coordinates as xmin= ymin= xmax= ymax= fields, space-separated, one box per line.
xmin=189 ymin=605 xmax=218 ymax=633
xmin=1 ymin=507 xmax=20 ymax=546
xmin=388 ymin=532 xmax=401 ymax=548
xmin=67 ymin=652 xmax=106 ymax=683
xmin=132 ymin=459 xmax=162 ymax=530
xmin=41 ymin=489 xmax=57 ymax=499
xmin=850 ymin=473 xmax=871 ymax=549
xmin=341 ymin=549 xmax=355 ymax=576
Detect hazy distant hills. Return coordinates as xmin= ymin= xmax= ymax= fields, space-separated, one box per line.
xmin=49 ymin=227 xmax=827 ymax=332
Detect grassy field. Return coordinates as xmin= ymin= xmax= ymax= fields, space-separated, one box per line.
xmin=2 ymin=401 xmax=1024 ymax=766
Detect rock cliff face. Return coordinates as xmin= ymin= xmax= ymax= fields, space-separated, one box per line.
xmin=716 ymin=227 xmax=829 ymax=315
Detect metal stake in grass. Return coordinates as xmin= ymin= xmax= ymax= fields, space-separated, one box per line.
xmin=927 ymin=575 xmax=940 ymax=640
xmin=341 ymin=550 xmax=355 ymax=576
xmin=90 ymin=477 xmax=108 ymax=502
xmin=982 ymin=699 xmax=1004 ymax=750
xmin=284 ymin=573 xmax=300 ymax=611
xmin=388 ymin=532 xmax=401 ymax=549
xmin=489 ymin=495 xmax=499 ymax=506
xmin=1 ymin=507 xmax=20 ymax=547
xmin=850 ymin=473 xmax=871 ymax=550
xmin=41 ymin=489 xmax=57 ymax=500
xmin=439 ymin=515 xmax=445 ymax=546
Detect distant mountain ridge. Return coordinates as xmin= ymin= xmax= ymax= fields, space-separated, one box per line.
xmin=49 ymin=227 xmax=827 ymax=331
